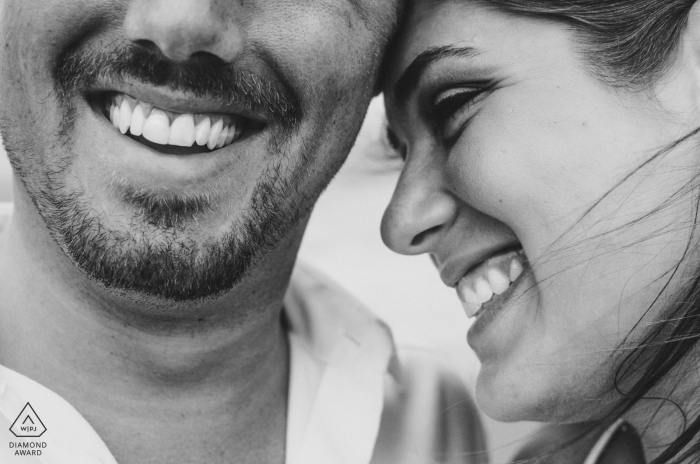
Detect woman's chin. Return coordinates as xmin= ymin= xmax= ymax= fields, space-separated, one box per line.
xmin=475 ymin=359 xmax=617 ymax=424
xmin=474 ymin=362 xmax=547 ymax=423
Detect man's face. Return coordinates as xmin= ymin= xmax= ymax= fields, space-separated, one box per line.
xmin=0 ymin=0 xmax=397 ymax=301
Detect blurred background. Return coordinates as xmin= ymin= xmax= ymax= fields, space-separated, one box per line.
xmin=0 ymin=97 xmax=537 ymax=463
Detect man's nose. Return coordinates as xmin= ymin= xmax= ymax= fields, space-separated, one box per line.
xmin=381 ymin=149 xmax=458 ymax=256
xmin=124 ymin=0 xmax=244 ymax=63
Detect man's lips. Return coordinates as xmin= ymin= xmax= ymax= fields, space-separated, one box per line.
xmin=89 ymin=79 xmax=272 ymax=122
xmin=76 ymin=85 xmax=273 ymax=190
xmin=90 ymin=90 xmax=265 ymax=156
xmin=104 ymin=93 xmax=247 ymax=151
xmin=82 ymin=76 xmax=271 ymax=154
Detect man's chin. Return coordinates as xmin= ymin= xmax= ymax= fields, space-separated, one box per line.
xmin=56 ymin=214 xmax=255 ymax=302
xmin=119 ymin=186 xmax=219 ymax=231
xmin=33 ymin=171 xmax=304 ymax=305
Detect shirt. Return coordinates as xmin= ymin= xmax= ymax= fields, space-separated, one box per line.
xmin=584 ymin=420 xmax=646 ymax=464
xmin=0 ymin=202 xmax=487 ymax=464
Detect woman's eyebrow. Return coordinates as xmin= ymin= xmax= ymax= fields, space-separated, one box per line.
xmin=392 ymin=46 xmax=479 ymax=104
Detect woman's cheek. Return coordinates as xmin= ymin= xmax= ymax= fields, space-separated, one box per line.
xmin=447 ymin=118 xmax=565 ymax=249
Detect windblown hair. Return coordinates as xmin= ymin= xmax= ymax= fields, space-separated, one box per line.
xmin=478 ymin=1 xmax=700 ymax=463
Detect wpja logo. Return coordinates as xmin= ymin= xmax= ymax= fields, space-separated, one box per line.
xmin=8 ymin=403 xmax=47 ymax=457
xmin=10 ymin=403 xmax=46 ymax=438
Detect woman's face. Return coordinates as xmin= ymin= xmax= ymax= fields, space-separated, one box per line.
xmin=383 ymin=1 xmax=700 ymax=422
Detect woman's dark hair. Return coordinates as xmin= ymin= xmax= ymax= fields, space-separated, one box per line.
xmin=479 ymin=0 xmax=695 ymax=88
xmin=476 ymin=1 xmax=700 ymax=463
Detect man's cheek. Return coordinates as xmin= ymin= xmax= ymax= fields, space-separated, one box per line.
xmin=256 ymin=7 xmax=379 ymax=89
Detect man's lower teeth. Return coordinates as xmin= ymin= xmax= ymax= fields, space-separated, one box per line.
xmin=108 ymin=95 xmax=240 ymax=150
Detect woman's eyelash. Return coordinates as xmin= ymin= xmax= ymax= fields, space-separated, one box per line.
xmin=422 ymin=87 xmax=483 ymax=126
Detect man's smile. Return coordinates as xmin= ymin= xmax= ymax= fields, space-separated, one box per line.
xmin=106 ymin=93 xmax=246 ymax=152
xmin=88 ymin=80 xmax=268 ymax=157
xmin=73 ymin=74 xmax=279 ymax=187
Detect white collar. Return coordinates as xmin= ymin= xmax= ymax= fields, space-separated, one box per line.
xmin=583 ymin=419 xmax=633 ymax=464
xmin=284 ymin=264 xmax=399 ymax=464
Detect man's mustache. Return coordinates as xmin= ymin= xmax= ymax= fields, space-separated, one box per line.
xmin=54 ymin=42 xmax=302 ymax=130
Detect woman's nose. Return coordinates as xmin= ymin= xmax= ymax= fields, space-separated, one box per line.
xmin=381 ymin=156 xmax=458 ymax=255
xmin=124 ymin=0 xmax=244 ymax=63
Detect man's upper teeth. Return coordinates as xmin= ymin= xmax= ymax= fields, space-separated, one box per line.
xmin=456 ymin=250 xmax=526 ymax=318
xmin=108 ymin=94 xmax=242 ymax=149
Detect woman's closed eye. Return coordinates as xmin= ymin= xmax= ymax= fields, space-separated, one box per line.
xmin=423 ymin=85 xmax=489 ymax=143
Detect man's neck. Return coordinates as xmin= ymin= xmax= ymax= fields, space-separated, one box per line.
xmin=0 ymin=197 xmax=297 ymax=464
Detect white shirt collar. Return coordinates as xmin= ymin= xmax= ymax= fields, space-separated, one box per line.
xmin=284 ymin=264 xmax=399 ymax=464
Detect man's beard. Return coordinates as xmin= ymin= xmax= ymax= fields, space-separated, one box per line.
xmin=34 ymin=164 xmax=306 ymax=302
xmin=5 ymin=40 xmax=312 ymax=302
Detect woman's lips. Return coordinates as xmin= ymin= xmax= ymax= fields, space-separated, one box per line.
xmin=456 ymin=248 xmax=527 ymax=318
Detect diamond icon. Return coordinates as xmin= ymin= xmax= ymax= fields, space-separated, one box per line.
xmin=10 ymin=403 xmax=46 ymax=438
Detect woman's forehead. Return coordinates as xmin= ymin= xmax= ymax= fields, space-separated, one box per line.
xmin=383 ymin=2 xmax=479 ymax=91
xmin=383 ymin=2 xmax=571 ymax=100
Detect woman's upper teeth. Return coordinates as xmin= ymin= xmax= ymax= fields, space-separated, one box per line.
xmin=456 ymin=250 xmax=526 ymax=318
xmin=108 ymin=94 xmax=242 ymax=150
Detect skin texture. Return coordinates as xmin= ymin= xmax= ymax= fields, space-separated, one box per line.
xmin=383 ymin=1 xmax=700 ymax=459
xmin=0 ymin=1 xmax=397 ymax=463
